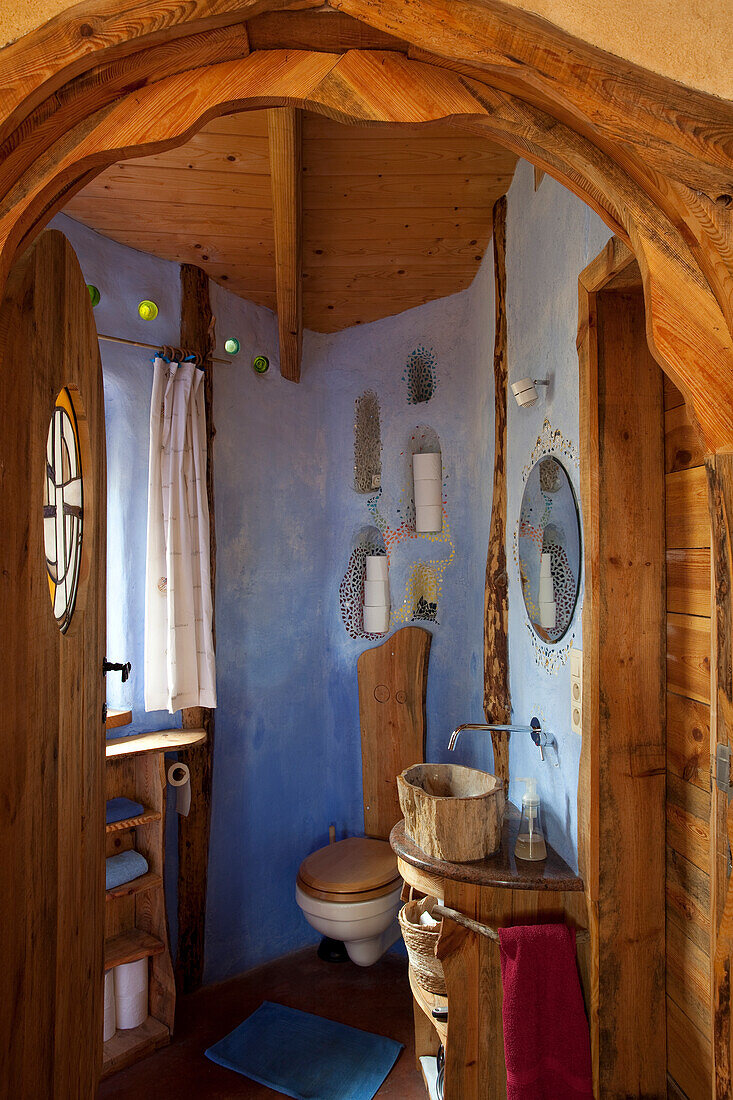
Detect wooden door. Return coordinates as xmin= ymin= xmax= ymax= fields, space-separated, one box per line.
xmin=0 ymin=230 xmax=106 ymax=1097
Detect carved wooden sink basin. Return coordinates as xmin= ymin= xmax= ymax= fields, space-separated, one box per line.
xmin=397 ymin=763 xmax=505 ymax=862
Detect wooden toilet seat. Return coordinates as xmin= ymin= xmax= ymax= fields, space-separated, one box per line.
xmin=297 ymin=836 xmax=400 ymax=903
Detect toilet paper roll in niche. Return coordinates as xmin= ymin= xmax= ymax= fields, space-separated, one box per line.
xmin=412 ymin=451 xmax=442 ymax=481
xmin=365 ymin=555 xmax=388 ymax=581
xmin=168 ymin=761 xmax=191 ymax=817
xmin=103 ymin=968 xmax=116 ymax=1041
xmin=114 ymin=957 xmax=148 ymax=1030
xmin=364 ymin=578 xmax=389 ymax=606
xmin=414 ymin=478 xmax=441 ymax=509
xmin=363 ymin=603 xmax=389 ymax=634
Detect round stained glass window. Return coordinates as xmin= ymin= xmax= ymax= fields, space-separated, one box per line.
xmin=44 ymin=388 xmax=84 ymax=633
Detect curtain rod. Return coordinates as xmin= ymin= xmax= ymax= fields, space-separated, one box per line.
xmin=97 ymin=331 xmax=232 ymax=366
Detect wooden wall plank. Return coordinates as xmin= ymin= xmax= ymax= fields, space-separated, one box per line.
xmin=667 ymin=996 xmax=712 ymax=1100
xmin=666 ymin=847 xmax=711 ymax=954
xmin=666 ymin=692 xmax=711 ymax=792
xmin=667 ymin=549 xmax=711 ymax=617
xmin=705 ymin=453 xmax=733 ymax=1097
xmin=665 ymin=402 xmax=706 ymax=473
xmin=667 ymin=612 xmax=712 ymax=704
xmin=667 ymin=911 xmax=712 ymax=1038
xmin=666 ymin=772 xmax=711 ymax=873
xmin=177 ymin=264 xmax=216 ymax=995
xmin=666 ymin=468 xmax=712 ymax=549
xmin=268 ymin=106 xmax=302 ymax=383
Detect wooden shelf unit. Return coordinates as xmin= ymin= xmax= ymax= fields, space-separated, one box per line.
xmin=102 ymin=1016 xmax=170 ymax=1080
xmin=103 ymin=741 xmax=179 ymax=1079
xmin=104 ymin=928 xmax=164 ymax=970
xmin=106 ymin=807 xmax=162 ymax=834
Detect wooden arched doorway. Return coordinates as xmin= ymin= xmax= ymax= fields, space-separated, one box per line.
xmin=1 ymin=3 xmax=733 ymax=1096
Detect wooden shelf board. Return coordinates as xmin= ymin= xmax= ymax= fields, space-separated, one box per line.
xmin=106 ymin=871 xmax=162 ymax=902
xmin=106 ymin=808 xmax=162 ymax=834
xmin=104 ymin=928 xmax=164 ymax=971
xmin=408 ymin=965 xmax=448 ymax=1045
xmin=106 ymin=708 xmax=133 ymax=730
xmin=105 ymin=727 xmax=206 ymax=759
xmin=102 ymin=1016 xmax=170 ymax=1079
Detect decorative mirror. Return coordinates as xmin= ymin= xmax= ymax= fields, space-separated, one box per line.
xmin=518 ymin=456 xmax=580 ymax=643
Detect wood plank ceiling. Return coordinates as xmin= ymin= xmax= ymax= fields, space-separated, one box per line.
xmin=63 ymin=109 xmax=516 ymax=335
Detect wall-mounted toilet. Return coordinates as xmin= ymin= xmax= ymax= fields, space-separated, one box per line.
xmin=295 ymin=626 xmax=431 ymax=966
xmin=296 ymin=837 xmax=403 ymax=966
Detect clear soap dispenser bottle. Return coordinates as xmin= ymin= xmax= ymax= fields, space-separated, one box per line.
xmin=514 ymin=777 xmax=547 ymax=861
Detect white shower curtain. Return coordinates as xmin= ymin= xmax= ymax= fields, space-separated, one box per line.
xmin=144 ymin=357 xmax=216 ymax=713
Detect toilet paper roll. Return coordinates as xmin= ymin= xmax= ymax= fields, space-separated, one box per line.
xmin=415 ymin=504 xmax=443 ymax=533
xmin=412 ymin=451 xmax=442 ymax=481
xmin=363 ymin=604 xmax=389 ymax=634
xmin=414 ymin=478 xmax=442 ymax=508
xmin=364 ymin=579 xmax=390 ymax=606
xmin=365 ymin=555 xmax=389 ymax=581
xmin=114 ymin=958 xmax=148 ymax=1030
xmin=115 ymin=989 xmax=147 ymax=1030
xmin=103 ymin=968 xmax=116 ymax=1041
xmin=168 ymin=761 xmax=191 ymax=817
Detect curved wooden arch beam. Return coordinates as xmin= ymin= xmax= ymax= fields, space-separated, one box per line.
xmin=0 ymin=47 xmax=732 ymax=448
xmin=2 ymin=0 xmax=732 ymax=197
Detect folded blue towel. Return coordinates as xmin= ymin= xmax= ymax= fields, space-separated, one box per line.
xmin=106 ymin=797 xmax=144 ymax=825
xmin=106 ymin=850 xmax=149 ymax=891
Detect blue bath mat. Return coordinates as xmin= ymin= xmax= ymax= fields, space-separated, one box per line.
xmin=205 ymin=1000 xmax=403 ymax=1100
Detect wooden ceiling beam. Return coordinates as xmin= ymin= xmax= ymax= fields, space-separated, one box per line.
xmin=268 ymin=106 xmax=302 ymax=383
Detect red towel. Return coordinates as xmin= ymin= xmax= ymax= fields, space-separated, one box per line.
xmin=498 ymin=923 xmax=593 ymax=1100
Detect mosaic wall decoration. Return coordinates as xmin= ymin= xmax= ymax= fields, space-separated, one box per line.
xmin=409 ymin=563 xmax=439 ymax=623
xmin=339 ymin=528 xmax=388 ymax=640
xmin=353 ymin=389 xmax=382 ymax=493
xmin=403 ymin=345 xmax=437 ymax=404
xmin=513 ymin=419 xmax=581 ymax=675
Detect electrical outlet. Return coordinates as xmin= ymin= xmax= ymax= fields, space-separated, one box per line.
xmin=570 ymin=647 xmax=582 ymax=735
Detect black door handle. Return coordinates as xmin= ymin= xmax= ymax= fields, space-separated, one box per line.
xmin=103 ymin=659 xmax=131 ymax=683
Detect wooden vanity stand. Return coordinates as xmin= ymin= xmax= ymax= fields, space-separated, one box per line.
xmin=391 ymin=811 xmax=587 ymax=1100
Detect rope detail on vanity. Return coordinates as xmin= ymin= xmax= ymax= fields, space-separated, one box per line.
xmin=433 ymin=904 xmax=590 ymax=944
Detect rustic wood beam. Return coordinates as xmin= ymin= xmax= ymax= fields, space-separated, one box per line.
xmin=706 ymin=453 xmax=733 ymax=1098
xmin=483 ymin=195 xmax=510 ymax=787
xmin=177 ymin=262 xmax=216 ymax=994
xmin=268 ymin=106 xmax=302 ymax=383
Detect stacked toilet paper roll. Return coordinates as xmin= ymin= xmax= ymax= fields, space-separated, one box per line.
xmin=413 ymin=452 xmax=442 ymax=533
xmin=103 ymin=968 xmax=116 ymax=1041
xmin=114 ymin=957 xmax=148 ymax=1030
xmin=364 ymin=555 xmax=390 ymax=634
xmin=538 ymin=552 xmax=556 ymax=629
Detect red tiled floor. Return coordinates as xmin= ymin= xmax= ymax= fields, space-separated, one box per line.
xmin=99 ymin=948 xmax=425 ymax=1099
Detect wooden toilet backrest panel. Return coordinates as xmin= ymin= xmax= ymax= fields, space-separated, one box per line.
xmin=357 ymin=626 xmax=431 ymax=840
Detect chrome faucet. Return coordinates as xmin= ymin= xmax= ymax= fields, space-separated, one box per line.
xmin=448 ymin=716 xmax=558 ymax=765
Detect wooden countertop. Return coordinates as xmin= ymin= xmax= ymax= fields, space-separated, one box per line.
xmin=390 ymin=807 xmax=583 ymax=892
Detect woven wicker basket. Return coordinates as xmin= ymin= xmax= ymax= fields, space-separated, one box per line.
xmin=398 ymin=896 xmax=446 ymax=996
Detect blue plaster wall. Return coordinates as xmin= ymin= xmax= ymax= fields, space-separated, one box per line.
xmin=205 ymin=252 xmax=496 ymax=980
xmin=503 ymin=163 xmax=611 ymax=869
